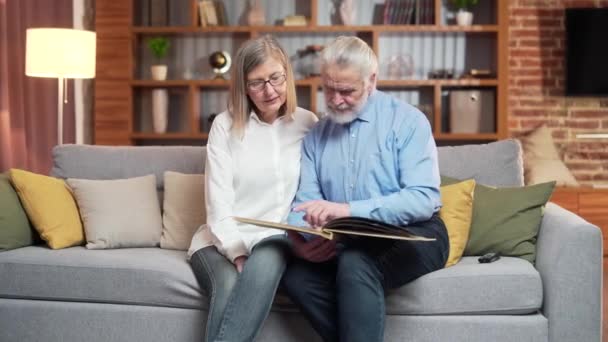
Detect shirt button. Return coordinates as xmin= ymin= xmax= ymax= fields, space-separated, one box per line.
xmin=351 ymin=134 xmax=356 ymax=138
xmin=350 ymin=184 xmax=354 ymax=188
xmin=350 ymin=159 xmax=354 ymax=163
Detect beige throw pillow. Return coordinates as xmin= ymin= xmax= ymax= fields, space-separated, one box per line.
xmin=67 ymin=175 xmax=163 ymax=249
xmin=519 ymin=125 xmax=578 ymax=186
xmin=161 ymin=171 xmax=206 ymax=250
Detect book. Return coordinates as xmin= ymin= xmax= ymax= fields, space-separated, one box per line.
xmin=149 ymin=0 xmax=168 ymax=26
xmin=233 ymin=216 xmax=436 ymax=242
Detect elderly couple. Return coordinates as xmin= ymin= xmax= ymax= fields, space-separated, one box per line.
xmin=187 ymin=35 xmax=449 ymax=342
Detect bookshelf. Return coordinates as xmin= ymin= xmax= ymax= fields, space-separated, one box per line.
xmin=94 ymin=0 xmax=509 ymax=146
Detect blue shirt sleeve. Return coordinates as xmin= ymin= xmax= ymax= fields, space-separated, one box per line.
xmin=287 ymin=130 xmax=324 ymax=227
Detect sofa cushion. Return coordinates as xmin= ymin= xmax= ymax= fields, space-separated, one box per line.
xmin=0 ymin=248 xmax=541 ymax=315
xmin=438 ymin=139 xmax=524 ymax=187
xmin=8 ymin=169 xmax=84 ymax=249
xmin=0 ymin=246 xmax=205 ymax=309
xmin=386 ymin=256 xmax=542 ymax=315
xmin=0 ymin=173 xmax=37 ymax=251
xmin=67 ymin=175 xmax=163 ymax=249
xmin=161 ymin=172 xmax=206 ymax=250
xmin=518 ymin=124 xmax=579 ymax=186
xmin=443 ymin=176 xmax=556 ymax=263
xmin=439 ymin=179 xmax=475 ymax=267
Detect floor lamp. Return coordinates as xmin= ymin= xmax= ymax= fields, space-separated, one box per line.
xmin=25 ymin=28 xmax=96 ymax=145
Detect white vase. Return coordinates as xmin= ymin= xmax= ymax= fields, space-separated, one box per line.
xmin=456 ymin=9 xmax=473 ymax=26
xmin=152 ymin=89 xmax=168 ymax=133
xmin=151 ymin=65 xmax=167 ymax=80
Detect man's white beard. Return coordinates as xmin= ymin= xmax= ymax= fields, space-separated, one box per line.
xmin=326 ymin=108 xmax=358 ymax=124
xmin=325 ymin=90 xmax=369 ymax=125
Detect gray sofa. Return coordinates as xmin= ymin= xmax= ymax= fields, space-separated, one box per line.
xmin=0 ymin=140 xmax=602 ymax=342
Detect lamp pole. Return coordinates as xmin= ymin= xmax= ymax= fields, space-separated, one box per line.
xmin=57 ymin=77 xmax=64 ymax=145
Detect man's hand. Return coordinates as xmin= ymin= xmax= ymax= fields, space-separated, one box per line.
xmin=287 ymin=231 xmax=337 ymax=263
xmin=293 ymin=200 xmax=350 ymax=227
xmin=233 ymin=255 xmax=248 ymax=273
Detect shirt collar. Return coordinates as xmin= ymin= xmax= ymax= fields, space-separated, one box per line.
xmin=249 ymin=110 xmax=293 ymax=125
xmin=355 ymin=89 xmax=378 ymax=123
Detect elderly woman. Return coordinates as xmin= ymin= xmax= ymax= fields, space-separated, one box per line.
xmin=187 ymin=35 xmax=317 ymax=342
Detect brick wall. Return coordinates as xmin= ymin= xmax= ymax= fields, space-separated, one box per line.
xmin=508 ymin=0 xmax=608 ymax=186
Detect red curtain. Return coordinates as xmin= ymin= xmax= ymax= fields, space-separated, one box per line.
xmin=0 ymin=0 xmax=74 ymax=174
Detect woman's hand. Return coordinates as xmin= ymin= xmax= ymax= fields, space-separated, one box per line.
xmin=233 ymin=255 xmax=248 ymax=273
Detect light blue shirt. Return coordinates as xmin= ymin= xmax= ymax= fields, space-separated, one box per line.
xmin=288 ymin=90 xmax=442 ymax=227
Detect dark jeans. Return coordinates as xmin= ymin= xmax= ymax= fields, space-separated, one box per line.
xmin=190 ymin=235 xmax=289 ymax=342
xmin=281 ymin=214 xmax=449 ymax=342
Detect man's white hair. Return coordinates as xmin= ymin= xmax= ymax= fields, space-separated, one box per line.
xmin=320 ymin=36 xmax=378 ymax=81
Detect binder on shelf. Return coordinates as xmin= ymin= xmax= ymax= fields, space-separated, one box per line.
xmin=449 ymin=90 xmax=496 ymax=133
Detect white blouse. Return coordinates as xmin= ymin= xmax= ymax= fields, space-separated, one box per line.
xmin=188 ymin=107 xmax=318 ymax=261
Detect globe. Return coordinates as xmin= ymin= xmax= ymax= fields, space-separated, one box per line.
xmin=209 ymin=52 xmax=226 ymax=69
xmin=208 ymin=51 xmax=231 ymax=79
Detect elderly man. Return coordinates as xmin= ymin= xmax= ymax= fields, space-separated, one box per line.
xmin=282 ymin=36 xmax=449 ymax=342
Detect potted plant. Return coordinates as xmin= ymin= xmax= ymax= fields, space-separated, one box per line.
xmin=147 ymin=36 xmax=170 ymax=80
xmin=451 ymin=0 xmax=478 ymax=26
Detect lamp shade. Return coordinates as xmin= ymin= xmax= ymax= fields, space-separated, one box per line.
xmin=26 ymin=28 xmax=96 ymax=79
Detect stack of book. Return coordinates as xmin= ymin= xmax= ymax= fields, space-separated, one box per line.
xmin=383 ymin=0 xmax=435 ymax=25
xmin=198 ymin=0 xmax=227 ymax=27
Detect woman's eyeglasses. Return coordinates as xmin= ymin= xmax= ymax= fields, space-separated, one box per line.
xmin=247 ymin=73 xmax=286 ymax=92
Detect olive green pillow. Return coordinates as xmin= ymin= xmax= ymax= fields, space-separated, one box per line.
xmin=441 ymin=176 xmax=556 ymax=263
xmin=0 ymin=173 xmax=36 ymax=251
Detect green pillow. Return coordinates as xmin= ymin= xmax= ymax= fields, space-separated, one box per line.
xmin=441 ymin=176 xmax=555 ymax=263
xmin=0 ymin=173 xmax=36 ymax=251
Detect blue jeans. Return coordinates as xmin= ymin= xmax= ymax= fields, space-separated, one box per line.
xmin=281 ymin=214 xmax=449 ymax=342
xmin=190 ymin=235 xmax=289 ymax=342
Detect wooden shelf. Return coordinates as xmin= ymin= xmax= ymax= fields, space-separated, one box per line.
xmin=130 ymin=78 xmax=498 ymax=88
xmin=132 ymin=26 xmax=251 ymax=34
xmin=378 ymin=79 xmax=498 ymax=87
xmin=131 ymin=79 xmax=230 ymax=87
xmin=95 ymin=0 xmax=509 ymax=146
xmin=132 ymin=25 xmax=499 ymax=34
xmin=131 ymin=132 xmax=208 ymax=140
xmin=434 ymin=133 xmax=499 ymax=141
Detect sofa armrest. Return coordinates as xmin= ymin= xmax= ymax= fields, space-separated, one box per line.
xmin=536 ymin=202 xmax=602 ymax=342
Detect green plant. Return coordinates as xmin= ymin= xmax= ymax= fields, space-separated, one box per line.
xmin=450 ymin=0 xmax=478 ymax=10
xmin=147 ymin=37 xmax=170 ymax=62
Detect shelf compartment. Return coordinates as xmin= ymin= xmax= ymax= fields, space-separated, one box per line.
xmin=135 ymin=33 xmax=250 ymax=80
xmin=134 ymin=0 xmax=192 ymax=27
xmin=441 ymin=87 xmax=497 ymax=135
xmin=378 ymin=32 xmax=496 ymax=81
xmin=441 ymin=0 xmax=498 ymax=26
xmin=198 ymin=87 xmax=229 ymax=134
xmin=273 ymin=31 xmax=371 ymax=79
xmin=316 ymin=0 xmax=435 ymax=26
xmin=133 ymin=87 xmax=192 ymax=134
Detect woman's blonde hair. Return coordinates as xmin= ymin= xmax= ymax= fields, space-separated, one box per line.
xmin=228 ymin=35 xmax=297 ymax=137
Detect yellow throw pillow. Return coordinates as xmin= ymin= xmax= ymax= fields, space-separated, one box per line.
xmin=9 ymin=169 xmax=84 ymax=249
xmin=439 ymin=179 xmax=476 ymax=267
